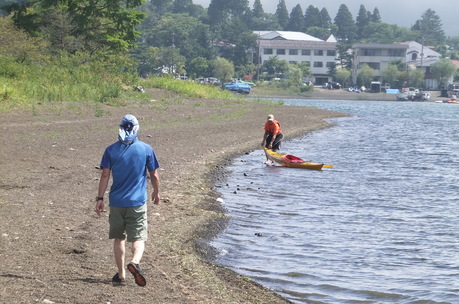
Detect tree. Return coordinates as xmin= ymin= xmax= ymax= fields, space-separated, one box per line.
xmin=335 ymin=68 xmax=351 ymax=87
xmin=303 ymin=5 xmax=320 ymax=31
xmin=286 ymin=4 xmax=303 ymax=32
xmin=371 ymin=8 xmax=381 ymax=23
xmin=187 ymin=56 xmax=211 ymax=79
xmin=355 ymin=5 xmax=370 ymax=40
xmin=407 ymin=67 xmax=424 ymax=88
xmin=8 ymin=0 xmax=146 ymax=54
xmin=262 ymin=56 xmax=288 ymax=79
xmin=212 ymin=57 xmax=234 ymax=83
xmin=39 ymin=9 xmax=83 ymax=54
xmin=286 ymin=64 xmax=302 ymax=87
xmin=0 ymin=15 xmax=48 ymax=63
xmin=381 ymin=64 xmax=399 ymax=88
xmin=431 ymin=58 xmax=457 ymax=89
xmin=318 ymin=8 xmax=332 ymax=28
xmin=145 ymin=13 xmax=213 ymax=62
xmin=357 ymin=64 xmax=375 ymax=87
xmin=207 ymin=0 xmax=250 ymax=27
xmin=248 ymin=0 xmax=279 ymax=31
xmin=275 ymin=0 xmax=289 ymax=30
xmin=411 ymin=9 xmax=446 ymax=46
xmin=131 ymin=45 xmax=161 ymax=77
xmin=360 ymin=23 xmax=416 ymax=44
xmin=158 ymin=46 xmax=186 ymax=74
xmin=334 ymin=4 xmax=356 ymax=42
xmin=252 ymin=0 xmax=264 ymax=18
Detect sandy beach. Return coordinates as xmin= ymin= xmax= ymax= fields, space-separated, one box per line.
xmin=0 ymin=87 xmax=392 ymax=303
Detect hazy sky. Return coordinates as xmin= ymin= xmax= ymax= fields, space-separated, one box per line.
xmin=192 ymin=0 xmax=457 ymax=37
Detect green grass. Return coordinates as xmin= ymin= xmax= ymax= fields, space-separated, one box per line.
xmin=0 ymin=52 xmax=264 ymax=116
xmin=142 ymin=77 xmax=236 ymax=99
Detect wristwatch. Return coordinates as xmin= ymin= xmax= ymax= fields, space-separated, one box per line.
xmin=96 ymin=196 xmax=104 ymax=201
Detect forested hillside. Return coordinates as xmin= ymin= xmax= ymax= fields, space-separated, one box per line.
xmin=1 ymin=0 xmax=458 ymax=106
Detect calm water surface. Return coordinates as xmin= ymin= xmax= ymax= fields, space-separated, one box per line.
xmin=212 ymin=99 xmax=459 ymax=304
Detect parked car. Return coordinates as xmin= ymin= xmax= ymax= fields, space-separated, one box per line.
xmin=223 ymin=81 xmax=251 ymax=94
xmin=396 ymin=92 xmax=410 ymax=101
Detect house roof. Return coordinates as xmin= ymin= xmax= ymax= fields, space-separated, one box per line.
xmin=258 ymin=39 xmax=336 ymax=49
xmin=353 ymin=43 xmax=408 ymax=50
xmin=399 ymin=41 xmax=441 ymax=58
xmin=254 ymin=31 xmax=324 ymax=42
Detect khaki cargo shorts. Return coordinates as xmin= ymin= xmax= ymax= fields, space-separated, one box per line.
xmin=109 ymin=204 xmax=148 ymax=242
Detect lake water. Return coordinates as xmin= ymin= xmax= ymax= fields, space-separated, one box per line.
xmin=212 ymin=99 xmax=459 ymax=304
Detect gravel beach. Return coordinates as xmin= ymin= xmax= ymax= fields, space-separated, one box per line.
xmin=0 ymin=87 xmax=406 ymax=303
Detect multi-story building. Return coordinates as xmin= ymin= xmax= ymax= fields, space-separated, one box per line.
xmin=400 ymin=41 xmax=442 ymax=89
xmin=254 ymin=31 xmax=337 ymax=85
xmin=351 ymin=43 xmax=408 ymax=85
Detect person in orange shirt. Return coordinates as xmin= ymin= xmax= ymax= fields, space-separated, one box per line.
xmin=261 ymin=114 xmax=284 ymax=160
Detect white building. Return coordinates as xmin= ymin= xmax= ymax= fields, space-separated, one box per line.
xmin=400 ymin=41 xmax=442 ymax=89
xmin=254 ymin=31 xmax=337 ymax=85
xmin=351 ymin=43 xmax=408 ymax=85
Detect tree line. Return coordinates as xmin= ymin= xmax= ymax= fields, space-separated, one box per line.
xmin=1 ymin=0 xmax=458 ymax=86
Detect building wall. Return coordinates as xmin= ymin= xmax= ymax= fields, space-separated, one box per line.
xmin=257 ymin=39 xmax=337 ymax=85
xmin=352 ymin=44 xmax=408 ymax=85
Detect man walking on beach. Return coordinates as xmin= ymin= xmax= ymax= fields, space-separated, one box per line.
xmin=261 ymin=114 xmax=284 ymax=163
xmin=95 ymin=114 xmax=160 ymax=287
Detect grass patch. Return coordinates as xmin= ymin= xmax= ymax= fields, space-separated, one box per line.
xmin=142 ymin=77 xmax=237 ymax=99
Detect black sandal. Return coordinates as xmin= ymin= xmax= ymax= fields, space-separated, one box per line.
xmin=127 ymin=263 xmax=146 ymax=286
xmin=112 ymin=273 xmax=126 ymax=286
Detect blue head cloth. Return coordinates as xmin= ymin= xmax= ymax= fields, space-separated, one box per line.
xmin=118 ymin=114 xmax=139 ymax=145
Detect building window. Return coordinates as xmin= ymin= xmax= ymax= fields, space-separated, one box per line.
xmin=264 ymin=48 xmax=273 ymax=55
xmin=314 ymin=50 xmax=324 ymax=56
xmin=411 ymin=53 xmax=418 ymax=60
xmin=326 ymin=50 xmax=336 ymax=56
xmin=388 ymin=49 xmax=405 ymax=57
xmin=301 ymin=49 xmax=311 ymax=55
xmin=302 ymin=61 xmax=310 ymax=66
xmin=360 ymin=49 xmax=381 ymax=56
xmin=277 ymin=49 xmax=285 ymax=55
xmin=289 ymin=49 xmax=298 ymax=55
xmin=289 ymin=61 xmax=298 ymax=64
xmin=313 ymin=61 xmax=323 ymax=67
xmin=326 ymin=62 xmax=335 ymax=68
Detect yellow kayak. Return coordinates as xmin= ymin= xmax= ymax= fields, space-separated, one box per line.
xmin=264 ymin=148 xmax=333 ymax=170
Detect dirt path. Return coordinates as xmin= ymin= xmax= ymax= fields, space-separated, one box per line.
xmin=0 ymin=90 xmax=346 ymax=303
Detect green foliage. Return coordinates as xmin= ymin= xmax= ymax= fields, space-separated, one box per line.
xmin=334 ymin=4 xmax=356 ymax=42
xmin=262 ymin=56 xmax=288 ymax=79
xmin=357 ymin=64 xmax=375 ymax=87
xmin=275 ymin=0 xmax=289 ymax=29
xmin=8 ymin=0 xmax=146 ymax=53
xmin=158 ymin=46 xmax=186 ymax=75
xmin=382 ymin=64 xmax=400 ymax=88
xmin=431 ymin=58 xmax=457 ymax=88
xmin=212 ymin=57 xmax=235 ymax=83
xmin=188 ymin=57 xmax=211 ymax=79
xmin=335 ymin=68 xmax=351 ymax=87
xmin=407 ymin=67 xmax=425 ymax=88
xmin=303 ymin=5 xmax=321 ymax=31
xmin=360 ymin=23 xmax=416 ymax=43
xmin=144 ymin=13 xmax=213 ymax=62
xmin=0 ymin=52 xmax=139 ymax=110
xmin=142 ymin=76 xmax=235 ymax=99
xmin=411 ymin=9 xmax=446 ymax=46
xmin=286 ymin=4 xmax=303 ymax=32
xmin=0 ymin=16 xmax=49 ymax=63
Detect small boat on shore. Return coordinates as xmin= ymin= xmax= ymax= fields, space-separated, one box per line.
xmin=264 ymin=148 xmax=333 ymax=170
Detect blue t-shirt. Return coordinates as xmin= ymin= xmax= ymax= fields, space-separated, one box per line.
xmin=100 ymin=140 xmax=159 ymax=207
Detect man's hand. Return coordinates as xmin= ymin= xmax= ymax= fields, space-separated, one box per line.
xmin=152 ymin=193 xmax=160 ymax=205
xmin=95 ymin=200 xmax=105 ymax=217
